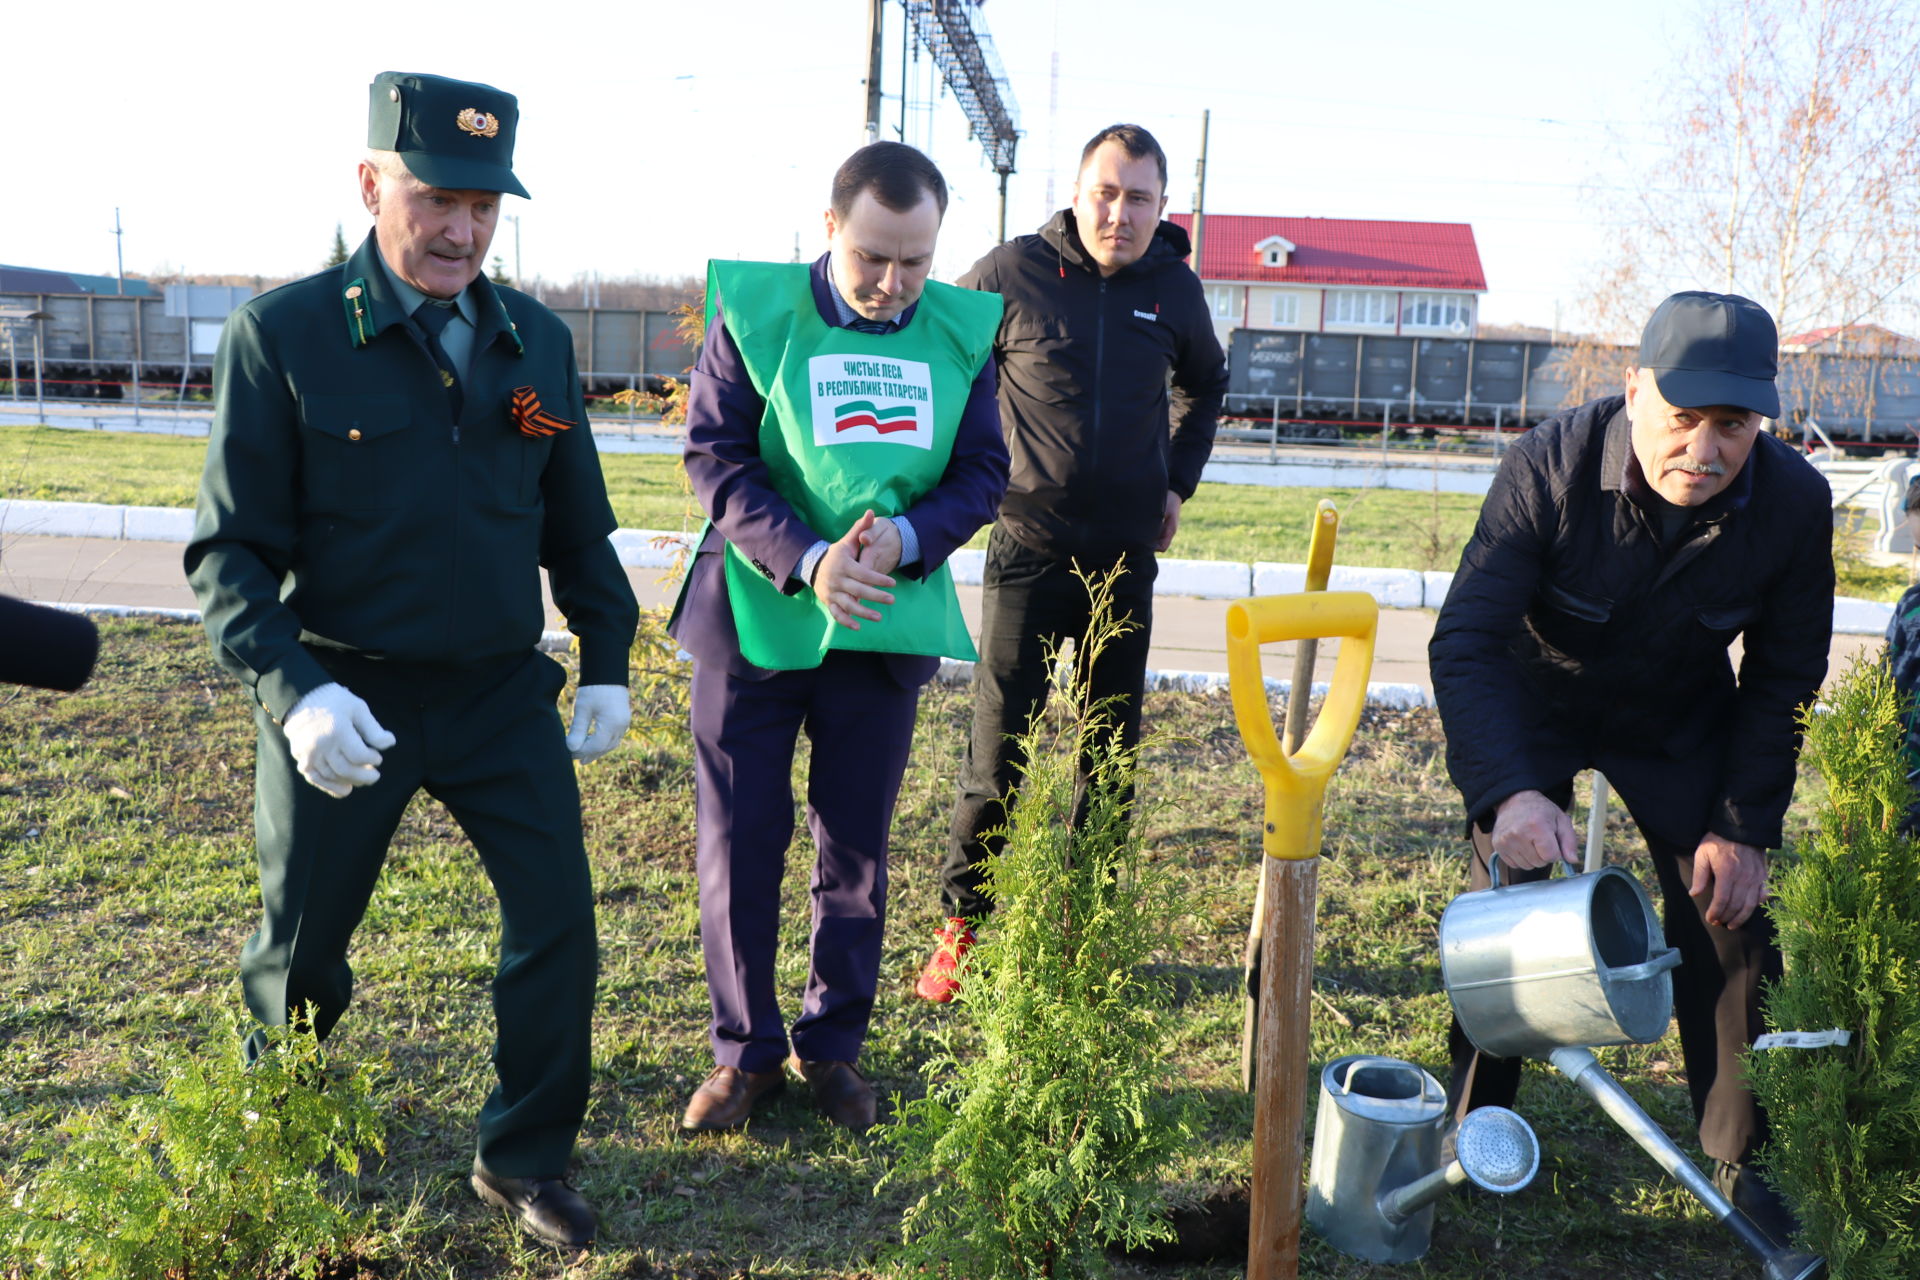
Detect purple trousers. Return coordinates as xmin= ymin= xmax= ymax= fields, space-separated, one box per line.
xmin=690 ymin=648 xmax=920 ymax=1071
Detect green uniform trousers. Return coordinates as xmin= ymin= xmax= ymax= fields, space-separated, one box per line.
xmin=242 ymin=648 xmax=596 ymax=1177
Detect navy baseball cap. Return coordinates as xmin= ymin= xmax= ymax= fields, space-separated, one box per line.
xmin=367 ymin=71 xmax=530 ymax=199
xmin=1637 ymin=291 xmax=1779 ymax=418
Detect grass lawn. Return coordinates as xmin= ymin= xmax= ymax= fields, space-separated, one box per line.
xmin=0 ymin=424 xmax=1902 ymax=600
xmin=0 ymin=619 xmax=1818 ymax=1278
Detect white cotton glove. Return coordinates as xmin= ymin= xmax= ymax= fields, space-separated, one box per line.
xmin=283 ymin=682 xmax=397 ymax=799
xmin=566 ymin=684 xmax=631 ymax=764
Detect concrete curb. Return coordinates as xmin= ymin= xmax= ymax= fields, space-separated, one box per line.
xmin=2 ymin=499 xmax=1895 ymax=635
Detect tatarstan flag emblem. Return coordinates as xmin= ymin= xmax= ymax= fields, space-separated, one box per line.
xmin=833 ymin=400 xmax=918 ymax=434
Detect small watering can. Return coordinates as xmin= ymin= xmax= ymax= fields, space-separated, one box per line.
xmin=1306 ymin=1054 xmax=1538 ymax=1263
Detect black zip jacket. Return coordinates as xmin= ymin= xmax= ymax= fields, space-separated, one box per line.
xmin=957 ymin=210 xmax=1227 ymax=559
xmin=1429 ymin=396 xmax=1833 ymax=849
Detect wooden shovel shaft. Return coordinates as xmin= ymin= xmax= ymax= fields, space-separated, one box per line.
xmin=1248 ymin=854 xmax=1318 ymax=1280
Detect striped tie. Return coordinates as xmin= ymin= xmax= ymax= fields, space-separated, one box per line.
xmin=846 ymin=316 xmax=891 ymax=335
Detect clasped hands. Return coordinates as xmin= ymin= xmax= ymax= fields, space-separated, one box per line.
xmin=817 ymin=509 xmax=900 ymax=631
xmin=1489 ymin=788 xmax=1768 ymax=928
xmin=284 ymin=679 xmax=631 ymax=798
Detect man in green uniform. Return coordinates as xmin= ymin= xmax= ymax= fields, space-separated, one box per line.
xmin=185 ymin=71 xmax=637 ymax=1250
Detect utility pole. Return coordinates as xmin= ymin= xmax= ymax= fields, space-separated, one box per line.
xmin=863 ymin=0 xmax=885 ymax=144
xmin=507 ymin=213 xmax=523 ymax=289
xmin=1191 ymin=109 xmax=1210 ymax=281
xmin=113 ymin=208 xmax=125 ymax=295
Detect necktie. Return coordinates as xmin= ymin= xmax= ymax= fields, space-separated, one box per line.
xmin=413 ymin=301 xmax=464 ymax=422
xmin=846 ymin=316 xmax=892 ymax=336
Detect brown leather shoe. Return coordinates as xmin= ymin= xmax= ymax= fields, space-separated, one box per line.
xmin=470 ymin=1162 xmax=596 ymax=1249
xmin=787 ymin=1055 xmax=878 ymax=1130
xmin=680 ymin=1063 xmax=785 ymax=1131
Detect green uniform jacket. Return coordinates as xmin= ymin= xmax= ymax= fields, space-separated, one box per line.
xmin=186 ymin=232 xmax=638 ymax=720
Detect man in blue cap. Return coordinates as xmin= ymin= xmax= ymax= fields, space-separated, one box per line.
xmin=186 ymin=71 xmax=637 ymax=1249
xmin=1429 ymin=291 xmax=1833 ymax=1245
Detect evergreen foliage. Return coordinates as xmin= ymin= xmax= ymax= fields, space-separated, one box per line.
xmin=881 ymin=568 xmax=1192 ymax=1279
xmin=325 ymin=224 xmax=349 ymax=269
xmin=1 ymin=1019 xmax=385 ymax=1279
xmin=1748 ymin=656 xmax=1920 ymax=1277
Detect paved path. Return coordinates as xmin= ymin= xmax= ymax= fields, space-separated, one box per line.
xmin=1 ymin=534 xmax=1881 ymax=692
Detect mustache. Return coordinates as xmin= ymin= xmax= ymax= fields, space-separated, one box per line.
xmin=1664 ymin=459 xmax=1726 ymax=477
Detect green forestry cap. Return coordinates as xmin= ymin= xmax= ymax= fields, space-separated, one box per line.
xmin=367 ymin=71 xmax=530 ymax=199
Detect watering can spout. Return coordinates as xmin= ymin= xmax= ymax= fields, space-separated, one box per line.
xmin=1377 ymin=1106 xmax=1540 ymax=1225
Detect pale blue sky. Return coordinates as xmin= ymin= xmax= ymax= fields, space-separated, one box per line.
xmin=4 ymin=0 xmax=1684 ymax=327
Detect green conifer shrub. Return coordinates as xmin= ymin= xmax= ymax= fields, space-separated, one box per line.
xmin=1747 ymin=656 xmax=1920 ymax=1277
xmin=881 ymin=569 xmax=1192 ymax=1279
xmin=2 ymin=1019 xmax=385 ymax=1279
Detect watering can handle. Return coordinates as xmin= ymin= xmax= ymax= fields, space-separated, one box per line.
xmin=1486 ymin=850 xmax=1584 ymax=890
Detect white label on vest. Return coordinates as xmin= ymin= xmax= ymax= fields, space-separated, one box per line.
xmin=809 ymin=354 xmax=935 ymax=450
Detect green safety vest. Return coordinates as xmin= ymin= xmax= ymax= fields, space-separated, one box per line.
xmin=704 ymin=259 xmax=1001 ymax=670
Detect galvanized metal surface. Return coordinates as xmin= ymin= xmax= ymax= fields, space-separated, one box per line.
xmin=1304 ymin=1054 xmax=1449 ymax=1263
xmin=1440 ymin=862 xmax=1678 ymax=1059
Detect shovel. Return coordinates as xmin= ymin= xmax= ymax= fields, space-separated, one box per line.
xmin=1227 ymin=587 xmax=1379 ymax=1280
xmin=1242 ymin=499 xmax=1341 ymax=1091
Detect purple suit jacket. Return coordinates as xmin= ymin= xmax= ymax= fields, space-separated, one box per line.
xmin=672 ymin=255 xmax=1008 ymax=686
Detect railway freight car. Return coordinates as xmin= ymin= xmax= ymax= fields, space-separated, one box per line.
xmin=0 ymin=289 xmax=698 ymax=403
xmin=1224 ymin=328 xmax=1920 ymax=447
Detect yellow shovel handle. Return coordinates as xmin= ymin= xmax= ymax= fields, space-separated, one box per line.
xmin=1226 ymin=591 xmax=1379 ymax=859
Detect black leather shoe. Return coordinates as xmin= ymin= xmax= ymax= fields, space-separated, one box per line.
xmin=470 ymin=1162 xmax=596 ymax=1249
xmin=1713 ymin=1159 xmax=1802 ymax=1248
xmin=788 ymin=1055 xmax=878 ymax=1130
xmin=680 ymin=1064 xmax=785 ymax=1131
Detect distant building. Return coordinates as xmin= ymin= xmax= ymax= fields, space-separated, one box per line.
xmin=1167 ymin=214 xmax=1486 ymax=351
xmin=0 ymin=264 xmax=157 ymax=297
xmin=1780 ymin=323 xmax=1920 ymax=358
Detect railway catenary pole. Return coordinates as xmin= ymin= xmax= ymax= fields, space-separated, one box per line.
xmin=1191 ymin=109 xmax=1209 ymax=286
xmin=863 ymin=0 xmax=885 ymax=144
xmin=113 ymin=208 xmax=125 ymax=295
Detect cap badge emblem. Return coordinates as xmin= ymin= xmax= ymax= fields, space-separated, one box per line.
xmin=456 ymin=108 xmax=499 ymax=138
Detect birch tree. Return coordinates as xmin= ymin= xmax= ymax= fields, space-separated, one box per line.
xmin=1569 ymin=0 xmax=1920 ymax=419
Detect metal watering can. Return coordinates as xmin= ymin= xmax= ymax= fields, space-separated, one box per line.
xmin=1437 ymin=854 xmax=1827 ymax=1280
xmin=1305 ymin=1054 xmax=1538 ymax=1263
xmin=1441 ymin=855 xmax=1680 ymax=1059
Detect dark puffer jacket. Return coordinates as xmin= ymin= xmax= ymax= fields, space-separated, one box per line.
xmin=1428 ymin=395 xmax=1834 ymax=849
xmin=957 ymin=211 xmax=1227 ymax=560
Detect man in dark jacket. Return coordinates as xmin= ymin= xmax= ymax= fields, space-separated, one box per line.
xmin=919 ymin=123 xmax=1228 ymax=1002
xmin=1429 ymin=291 xmax=1832 ymax=1243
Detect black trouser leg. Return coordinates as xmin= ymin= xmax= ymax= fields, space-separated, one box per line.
xmin=1641 ymin=830 xmax=1780 ymax=1165
xmin=941 ymin=526 xmax=1155 ymax=918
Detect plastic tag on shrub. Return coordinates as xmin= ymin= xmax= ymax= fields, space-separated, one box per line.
xmin=1753 ymin=1029 xmax=1853 ymax=1050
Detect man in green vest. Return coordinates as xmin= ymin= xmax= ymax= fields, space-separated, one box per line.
xmin=185 ymin=71 xmax=637 ymax=1249
xmin=670 ymin=142 xmax=1007 ymax=1132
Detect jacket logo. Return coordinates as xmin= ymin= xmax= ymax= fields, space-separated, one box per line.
xmin=809 ymin=354 xmax=934 ymax=450
xmin=1133 ymin=309 xmax=1157 ymax=322
xmin=509 ymin=386 xmax=575 ymax=437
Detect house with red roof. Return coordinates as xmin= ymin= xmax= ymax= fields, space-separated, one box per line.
xmin=1166 ymin=213 xmax=1486 ymax=350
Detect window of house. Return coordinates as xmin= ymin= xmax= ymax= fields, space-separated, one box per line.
xmin=1210 ymin=286 xmax=1236 ymax=320
xmin=1264 ymin=248 xmax=1284 ymax=267
xmin=1402 ymin=292 xmax=1474 ymax=332
xmin=1326 ymin=289 xmax=1396 ymax=327
xmin=1270 ymin=292 xmax=1301 ymax=326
